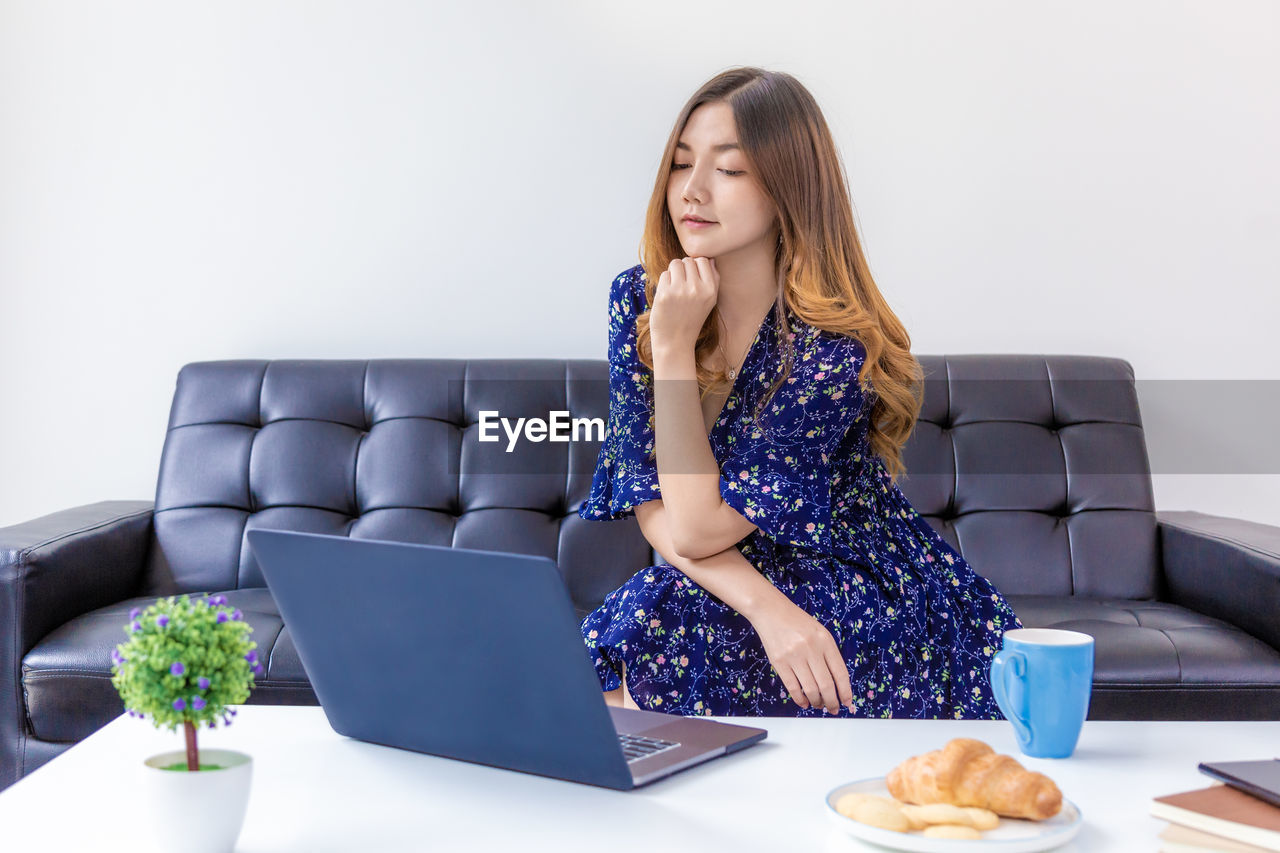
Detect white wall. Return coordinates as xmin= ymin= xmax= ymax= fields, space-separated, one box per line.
xmin=2 ymin=0 xmax=1276 ymax=530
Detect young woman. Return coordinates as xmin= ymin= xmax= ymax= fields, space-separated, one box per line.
xmin=577 ymin=67 xmax=1023 ymax=719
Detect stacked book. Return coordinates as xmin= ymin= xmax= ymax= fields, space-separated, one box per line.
xmin=1152 ymin=781 xmax=1280 ymax=852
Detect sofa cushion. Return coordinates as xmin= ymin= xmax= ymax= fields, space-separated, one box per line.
xmin=22 ymin=589 xmax=317 ymax=743
xmin=28 ymin=587 xmax=1280 ymax=744
xmin=1006 ymin=595 xmax=1280 ymax=719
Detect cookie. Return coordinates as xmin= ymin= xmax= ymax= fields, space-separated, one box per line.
xmin=901 ymin=803 xmax=976 ymax=827
xmin=848 ymin=797 xmax=910 ymax=832
xmin=922 ymin=824 xmax=983 ymax=839
xmin=963 ymin=806 xmax=1000 ymax=830
xmin=834 ymin=792 xmax=881 ymax=817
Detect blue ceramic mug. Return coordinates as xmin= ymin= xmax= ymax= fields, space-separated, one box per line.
xmin=989 ymin=628 xmax=1094 ymax=759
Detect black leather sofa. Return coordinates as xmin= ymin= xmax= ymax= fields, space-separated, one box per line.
xmin=2 ymin=356 xmax=1278 ymax=793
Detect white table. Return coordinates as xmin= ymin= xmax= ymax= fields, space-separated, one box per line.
xmin=2 ymin=705 xmax=1275 ymax=851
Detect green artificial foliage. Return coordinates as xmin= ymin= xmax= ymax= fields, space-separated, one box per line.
xmin=110 ymin=594 xmax=260 ymax=767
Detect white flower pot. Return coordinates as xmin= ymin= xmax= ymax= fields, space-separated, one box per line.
xmin=139 ymin=748 xmax=253 ymax=853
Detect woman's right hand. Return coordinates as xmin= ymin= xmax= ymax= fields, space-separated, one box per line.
xmin=749 ymin=598 xmax=855 ymax=714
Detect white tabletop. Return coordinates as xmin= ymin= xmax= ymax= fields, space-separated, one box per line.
xmin=2 ymin=705 xmax=1275 ymax=851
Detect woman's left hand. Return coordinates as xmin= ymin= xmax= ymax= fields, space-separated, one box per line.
xmin=649 ymin=257 xmax=718 ymax=353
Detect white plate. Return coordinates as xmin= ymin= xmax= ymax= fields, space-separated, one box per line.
xmin=824 ymin=777 xmax=1083 ymax=852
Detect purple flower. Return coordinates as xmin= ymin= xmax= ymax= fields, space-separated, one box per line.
xmin=211 ymin=594 xmax=227 ymax=606
xmin=197 ymin=676 xmax=210 ymax=690
xmin=129 ymin=620 xmax=141 ymax=632
xmin=232 ymin=609 xmax=243 ymax=621
xmin=216 ymin=612 xmax=228 ymax=624
xmin=191 ymin=696 xmax=206 ymax=711
xmin=156 ymin=614 xmax=170 ymax=628
xmin=129 ymin=607 xmax=141 ymax=620
xmin=111 ymin=649 xmax=125 ymax=665
xmin=170 ymin=661 xmax=185 ymax=676
xmin=172 ymin=698 xmax=186 ymax=711
xmin=252 ymin=662 xmax=263 ymax=674
xmin=245 ymin=650 xmax=257 ymax=663
xmin=230 ymin=709 xmax=237 ymax=716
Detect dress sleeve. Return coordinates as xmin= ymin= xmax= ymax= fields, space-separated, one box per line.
xmin=577 ymin=266 xmax=662 ymax=521
xmin=718 ymin=328 xmax=868 ymax=553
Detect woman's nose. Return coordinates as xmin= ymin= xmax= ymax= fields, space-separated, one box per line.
xmin=681 ymin=165 xmax=711 ymax=203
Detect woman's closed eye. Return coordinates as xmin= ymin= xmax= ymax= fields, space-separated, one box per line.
xmin=671 ymin=163 xmax=745 ymax=176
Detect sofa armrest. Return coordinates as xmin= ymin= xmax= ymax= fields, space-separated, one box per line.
xmin=1157 ymin=510 xmax=1280 ymax=652
xmin=0 ymin=501 xmax=154 ymax=654
xmin=0 ymin=500 xmax=153 ymax=788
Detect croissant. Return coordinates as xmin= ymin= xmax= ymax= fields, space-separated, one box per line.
xmin=886 ymin=738 xmax=1062 ymax=821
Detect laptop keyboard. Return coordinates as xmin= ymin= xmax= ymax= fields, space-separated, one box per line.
xmin=618 ymin=732 xmax=681 ymax=763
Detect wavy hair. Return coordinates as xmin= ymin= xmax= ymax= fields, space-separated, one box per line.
xmin=632 ymin=67 xmax=924 ymax=484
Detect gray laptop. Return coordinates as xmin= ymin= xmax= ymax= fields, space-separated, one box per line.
xmin=245 ymin=528 xmax=768 ymax=790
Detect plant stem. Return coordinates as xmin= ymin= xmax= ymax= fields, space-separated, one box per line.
xmin=184 ymin=719 xmax=198 ymax=771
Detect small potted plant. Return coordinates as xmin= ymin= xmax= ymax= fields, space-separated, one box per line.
xmin=110 ymin=593 xmax=263 ymax=853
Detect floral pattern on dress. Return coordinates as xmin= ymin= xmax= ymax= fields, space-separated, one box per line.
xmin=578 ymin=264 xmax=1024 ymax=719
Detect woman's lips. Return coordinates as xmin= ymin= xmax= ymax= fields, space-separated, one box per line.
xmin=683 ymin=219 xmax=717 ymax=229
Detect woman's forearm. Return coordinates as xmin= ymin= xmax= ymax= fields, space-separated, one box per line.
xmin=651 ymin=342 xmax=731 ymax=548
xmin=637 ymin=499 xmax=791 ymax=622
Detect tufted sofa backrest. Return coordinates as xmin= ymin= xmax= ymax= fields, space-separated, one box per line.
xmin=142 ymin=355 xmax=1159 ymax=617
xmin=142 ymin=359 xmax=651 ymax=621
xmin=900 ymin=354 xmax=1158 ymax=599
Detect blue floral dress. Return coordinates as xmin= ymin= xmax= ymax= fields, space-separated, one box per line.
xmin=577 ymin=264 xmax=1024 ymax=719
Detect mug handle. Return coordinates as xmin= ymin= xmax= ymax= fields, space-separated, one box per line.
xmin=990 ymin=648 xmax=1032 ymax=745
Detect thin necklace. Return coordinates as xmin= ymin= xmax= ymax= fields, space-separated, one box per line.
xmin=716 ymin=318 xmax=753 ymax=381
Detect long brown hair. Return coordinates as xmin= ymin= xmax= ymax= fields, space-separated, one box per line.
xmin=633 ymin=67 xmax=923 ymax=484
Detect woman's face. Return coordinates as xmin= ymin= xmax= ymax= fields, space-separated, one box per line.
xmin=667 ymin=102 xmax=778 ymax=261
